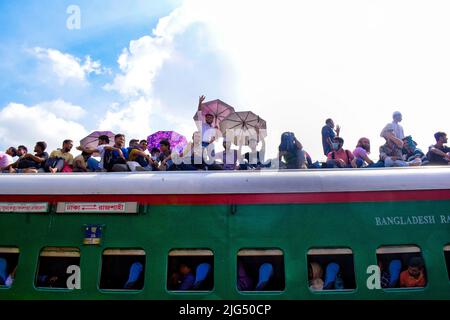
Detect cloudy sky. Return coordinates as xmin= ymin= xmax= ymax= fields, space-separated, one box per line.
xmin=1 ymin=0 xmax=449 ymax=160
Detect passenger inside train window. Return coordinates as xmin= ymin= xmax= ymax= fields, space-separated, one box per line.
xmin=99 ymin=249 xmax=146 ymax=291
xmin=35 ymin=247 xmax=80 ymax=289
xmin=307 ymin=248 xmax=356 ymax=291
xmin=0 ymin=248 xmax=19 ymax=288
xmin=400 ymin=257 xmax=426 ymax=288
xmin=376 ymin=246 xmax=427 ymax=289
xmin=167 ymin=250 xmax=214 ymax=291
xmin=236 ymin=249 xmax=285 ymax=292
xmin=445 ymin=246 xmax=450 ymax=281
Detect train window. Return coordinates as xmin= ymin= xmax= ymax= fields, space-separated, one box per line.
xmin=307 ymin=248 xmax=356 ymax=291
xmin=237 ymin=249 xmax=285 ymax=292
xmin=376 ymin=245 xmax=427 ymax=289
xmin=167 ymin=249 xmax=214 ymax=291
xmin=0 ymin=247 xmax=19 ymax=288
xmin=99 ymin=249 xmax=146 ymax=291
xmin=445 ymin=245 xmax=450 ymax=281
xmin=35 ymin=247 xmax=80 ymax=289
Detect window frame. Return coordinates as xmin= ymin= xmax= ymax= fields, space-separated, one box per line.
xmin=375 ymin=244 xmax=428 ymax=292
xmin=306 ymin=247 xmax=357 ymax=294
xmin=166 ymin=248 xmax=214 ymax=293
xmin=236 ymin=248 xmax=286 ymax=294
xmin=0 ymin=247 xmax=20 ymax=290
xmin=34 ymin=247 xmax=81 ymax=292
xmin=98 ymin=248 xmax=146 ymax=293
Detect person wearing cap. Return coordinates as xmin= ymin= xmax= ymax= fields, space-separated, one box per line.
xmin=381 ymin=111 xmax=405 ymax=140
xmin=0 ymin=147 xmax=17 ymax=171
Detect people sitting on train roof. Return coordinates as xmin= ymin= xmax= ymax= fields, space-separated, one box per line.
xmin=128 ymin=140 xmax=156 ymax=171
xmin=178 ymin=132 xmax=206 ymax=171
xmin=326 ymin=137 xmax=357 ymax=168
xmin=380 ymin=259 xmax=401 ymax=288
xmin=353 ymin=138 xmax=384 ymax=168
xmin=240 ymin=138 xmax=272 ymax=170
xmin=150 ymin=147 xmax=161 ymax=162
xmin=402 ymin=136 xmax=428 ymax=166
xmin=399 ymin=257 xmax=426 ymax=288
xmin=77 ymin=134 xmax=110 ymax=172
xmin=426 ymin=131 xmax=450 ymax=165
xmin=219 ymin=139 xmax=239 ymax=170
xmin=381 ymin=111 xmax=405 ymax=140
xmin=308 ymin=262 xmax=324 ymax=290
xmin=170 ymin=263 xmax=195 ymax=291
xmin=379 ymin=129 xmax=410 ymax=167
xmin=127 ymin=139 xmax=139 ymax=155
xmin=72 ymin=151 xmax=92 ymax=173
xmin=7 ymin=142 xmax=49 ymax=174
xmin=106 ymin=134 xmax=130 ymax=172
xmin=158 ymin=139 xmax=176 ymax=171
xmin=278 ymin=132 xmax=307 ymax=169
xmin=0 ymin=147 xmax=17 ymax=172
xmin=323 ymin=262 xmax=345 ymax=290
xmin=321 ymin=118 xmax=341 ymax=157
xmin=45 ymin=139 xmax=74 ymax=173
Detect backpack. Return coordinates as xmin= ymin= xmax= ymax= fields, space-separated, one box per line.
xmin=103 ymin=149 xmax=127 ymax=172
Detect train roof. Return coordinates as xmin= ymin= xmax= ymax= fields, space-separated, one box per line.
xmin=0 ymin=167 xmax=449 ymax=195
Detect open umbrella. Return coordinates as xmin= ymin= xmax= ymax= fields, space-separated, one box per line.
xmin=193 ymin=99 xmax=235 ymax=128
xmin=80 ymin=131 xmax=115 ymax=149
xmin=147 ymin=131 xmax=188 ymax=154
xmin=219 ymin=111 xmax=267 ymax=145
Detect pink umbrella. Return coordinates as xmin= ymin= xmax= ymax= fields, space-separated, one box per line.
xmin=147 ymin=131 xmax=188 ymax=154
xmin=193 ymin=99 xmax=235 ymax=128
xmin=80 ymin=131 xmax=115 ymax=149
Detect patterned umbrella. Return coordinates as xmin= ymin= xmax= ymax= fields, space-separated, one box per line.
xmin=193 ymin=99 xmax=235 ymax=128
xmin=219 ymin=111 xmax=267 ymax=145
xmin=80 ymin=131 xmax=115 ymax=149
xmin=147 ymin=131 xmax=188 ymax=154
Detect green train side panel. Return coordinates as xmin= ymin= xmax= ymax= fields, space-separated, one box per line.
xmin=0 ymin=199 xmax=449 ymax=300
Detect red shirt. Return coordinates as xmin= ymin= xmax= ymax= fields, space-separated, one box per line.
xmin=327 ymin=149 xmax=354 ymax=165
xmin=399 ymin=270 xmax=426 ymax=287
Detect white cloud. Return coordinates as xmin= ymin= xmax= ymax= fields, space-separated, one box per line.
xmin=103 ymin=5 xmax=198 ymax=97
xmin=33 ymin=47 xmax=105 ymax=85
xmin=169 ymin=0 xmax=450 ymax=160
xmin=98 ymin=97 xmax=155 ymax=139
xmin=36 ymin=99 xmax=86 ymax=120
xmin=98 ymin=0 xmax=450 ymax=162
xmin=0 ymin=101 xmax=88 ymax=152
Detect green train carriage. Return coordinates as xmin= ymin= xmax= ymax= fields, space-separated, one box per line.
xmin=0 ymin=167 xmax=449 ymax=299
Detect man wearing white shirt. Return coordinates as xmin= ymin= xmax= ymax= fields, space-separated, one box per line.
xmin=381 ymin=111 xmax=405 ymax=140
xmin=196 ymin=95 xmax=220 ymax=162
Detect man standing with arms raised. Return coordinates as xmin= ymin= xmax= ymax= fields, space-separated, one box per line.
xmin=196 ymin=95 xmax=220 ymax=165
xmin=321 ymin=118 xmax=341 ymax=157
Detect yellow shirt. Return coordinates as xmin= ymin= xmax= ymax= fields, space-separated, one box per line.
xmin=50 ymin=149 xmax=74 ymax=165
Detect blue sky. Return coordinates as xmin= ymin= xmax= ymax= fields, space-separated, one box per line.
xmin=0 ymin=0 xmax=179 ymax=106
